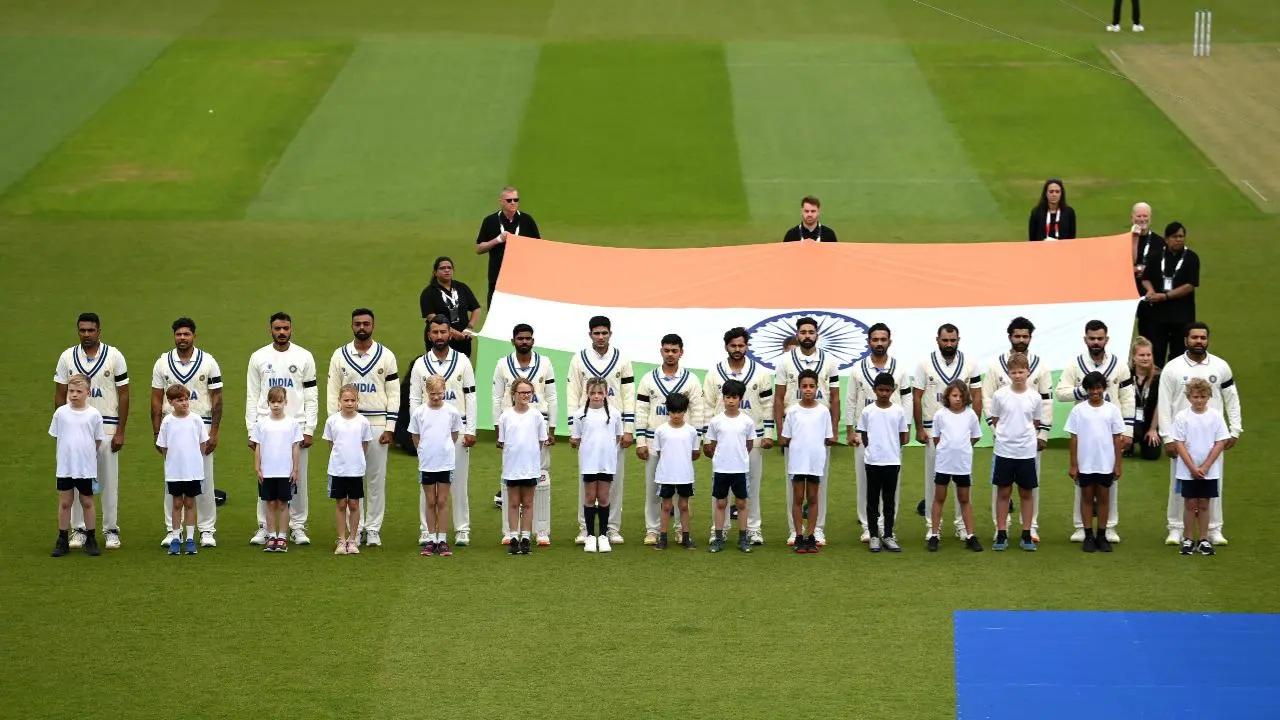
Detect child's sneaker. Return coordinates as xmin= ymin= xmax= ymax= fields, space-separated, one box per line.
xmin=656 ymin=532 xmax=668 ymax=550
xmin=1019 ymin=533 xmax=1037 ymax=552
xmin=869 ymin=536 xmax=882 ymax=553
xmin=346 ymin=540 xmax=360 ymax=555
xmin=264 ymin=537 xmax=276 ymax=553
xmin=680 ymin=533 xmax=696 ymax=550
xmin=335 ymin=540 xmax=348 ymax=555
xmin=424 ymin=542 xmax=437 ymax=557
xmin=276 ymin=538 xmax=288 ymax=553
xmin=584 ymin=536 xmax=598 ymax=553
xmin=83 ymin=532 xmax=100 ymax=556
xmin=737 ymin=532 xmax=751 ymax=554
xmin=993 ymin=531 xmax=1009 ymax=552
xmin=51 ymin=534 xmax=70 ymax=558
xmin=882 ymin=535 xmax=902 ymax=553
xmin=806 ymin=535 xmax=820 ymax=554
xmin=519 ymin=537 xmax=532 ymax=555
xmin=437 ymin=541 xmax=452 ymax=557
xmin=1095 ymin=535 xmax=1113 ymax=553
xmin=1198 ymin=540 xmax=1215 ymax=556
xmin=708 ymin=533 xmax=725 ymax=553
xmin=927 ymin=535 xmax=940 ymax=552
xmin=1180 ymin=538 xmax=1194 ymax=556
xmin=1082 ymin=534 xmax=1097 ymax=553
xmin=168 ymin=537 xmax=181 ymax=556
xmin=597 ymin=535 xmax=612 ymax=553
xmin=964 ymin=535 xmax=984 ymax=552
xmin=184 ymin=538 xmax=198 ymax=555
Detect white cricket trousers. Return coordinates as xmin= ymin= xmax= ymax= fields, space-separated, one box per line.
xmin=421 ymin=436 xmax=470 ymax=534
xmin=1164 ymin=460 xmax=1224 ymax=532
xmin=503 ymin=446 xmax=551 ymax=537
xmin=784 ymin=447 xmax=830 ymax=536
xmin=579 ymin=447 xmax=626 ymax=535
xmin=358 ymin=441 xmax=389 ymax=534
xmin=164 ymin=452 xmax=216 ymax=533
xmin=256 ymin=446 xmax=309 ymax=530
xmin=71 ymin=441 xmax=119 ymax=531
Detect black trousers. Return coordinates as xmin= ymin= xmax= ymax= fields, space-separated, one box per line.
xmin=1148 ymin=320 xmax=1187 ymax=369
xmin=1126 ymin=418 xmax=1164 ymax=460
xmin=865 ymin=464 xmax=900 ymax=538
xmin=1113 ymin=0 xmax=1140 ymax=24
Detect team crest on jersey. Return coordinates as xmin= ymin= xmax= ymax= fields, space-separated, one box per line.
xmin=289 ymin=365 xmax=298 ymax=373
xmin=745 ymin=311 xmax=869 ymax=371
xmin=377 ymin=368 xmax=384 ymax=375
xmin=1209 ymin=375 xmax=1218 ymax=383
xmin=104 ymin=371 xmax=112 ymax=378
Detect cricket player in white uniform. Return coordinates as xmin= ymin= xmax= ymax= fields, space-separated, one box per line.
xmin=980 ymin=317 xmax=1053 ymax=542
xmin=843 ymin=323 xmax=909 ymax=543
xmin=703 ymin=327 xmax=774 ymax=545
xmin=326 ymin=308 xmax=398 ymax=547
xmin=635 ymin=333 xmax=707 ymax=545
xmin=409 ymin=315 xmax=478 ymax=546
xmin=912 ymin=323 xmax=984 ymax=539
xmin=1156 ymin=322 xmax=1242 ymax=546
xmin=151 ymin=317 xmax=222 ymax=548
xmin=772 ymin=317 xmax=841 ymax=546
xmin=54 ymin=312 xmax=130 ymax=549
xmin=566 ymin=315 xmax=635 ymax=544
xmin=1055 ymin=319 xmax=1134 ymax=543
xmin=246 ymin=312 xmax=318 ymax=545
xmin=493 ymin=323 xmax=558 ymax=545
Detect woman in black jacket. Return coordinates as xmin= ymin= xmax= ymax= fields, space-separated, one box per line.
xmin=1028 ymin=178 xmax=1077 ymax=241
xmin=1127 ymin=336 xmax=1162 ymax=460
xmin=419 ymin=256 xmax=481 ymax=357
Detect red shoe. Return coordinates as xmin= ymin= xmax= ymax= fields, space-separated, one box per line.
xmin=420 ymin=542 xmax=436 ymax=557
xmin=437 ymin=541 xmax=453 ymax=557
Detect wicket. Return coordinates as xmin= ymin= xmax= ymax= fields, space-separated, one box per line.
xmin=1194 ymin=9 xmax=1213 ymax=57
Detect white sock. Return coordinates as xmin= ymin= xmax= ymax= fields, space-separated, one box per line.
xmin=520 ymin=531 xmax=530 ymax=540
xmin=185 ymin=526 xmax=195 ymax=541
xmin=436 ymin=533 xmax=446 ymax=543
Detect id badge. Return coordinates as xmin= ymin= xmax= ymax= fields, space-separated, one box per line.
xmin=1135 ymin=407 xmax=1145 ymax=424
xmin=1162 ymin=277 xmax=1173 ymax=291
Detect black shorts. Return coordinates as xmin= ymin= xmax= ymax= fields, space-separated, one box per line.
xmin=658 ymin=483 xmax=694 ymax=499
xmin=259 ymin=477 xmax=293 ymax=502
xmin=582 ymin=472 xmax=614 ymax=484
xmin=329 ymin=476 xmax=364 ymax=499
xmin=420 ymin=470 xmax=452 ymax=485
xmin=56 ymin=477 xmax=95 ymax=495
xmin=1180 ymin=478 xmax=1220 ymax=499
xmin=166 ymin=480 xmax=203 ymax=498
xmin=934 ymin=472 xmax=972 ymax=487
xmin=1076 ymin=473 xmax=1115 ymax=488
xmin=505 ymin=477 xmax=537 ymax=488
xmin=992 ymin=456 xmax=1038 ymax=490
xmin=790 ymin=474 xmax=821 ymax=485
xmin=711 ymin=472 xmax=749 ymax=500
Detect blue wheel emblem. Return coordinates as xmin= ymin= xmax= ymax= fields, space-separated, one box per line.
xmin=745 ymin=311 xmax=870 ymax=372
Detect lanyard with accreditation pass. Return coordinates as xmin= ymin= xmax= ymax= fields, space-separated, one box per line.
xmin=1044 ymin=210 xmax=1060 ymax=240
xmin=1160 ymin=250 xmax=1186 ymax=291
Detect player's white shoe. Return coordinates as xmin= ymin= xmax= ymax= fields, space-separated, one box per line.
xmin=1106 ymin=24 xmax=1121 ymax=32
xmin=161 ymin=530 xmax=179 ymax=547
xmin=1105 ymin=528 xmax=1121 ymax=544
xmin=574 ymin=531 xmax=589 ymax=545
xmin=249 ymin=526 xmax=268 ymax=545
xmin=364 ymin=530 xmax=381 ymax=547
xmin=290 ymin=528 xmax=311 ymax=545
xmin=104 ymin=530 xmax=121 ymax=549
xmin=607 ymin=530 xmax=624 ymax=545
xmin=748 ymin=530 xmax=764 ymax=546
xmin=1165 ymin=529 xmax=1182 ymax=545
xmin=1030 ymin=528 xmax=1041 ymax=544
xmin=954 ymin=525 xmax=968 ymax=540
xmin=584 ymin=536 xmax=598 ymax=553
xmin=68 ymin=530 xmax=85 ymax=549
xmin=597 ymin=535 xmax=612 ymax=553
xmin=1132 ymin=24 xmax=1144 ymax=32
xmin=786 ymin=532 xmax=797 ymax=547
xmin=454 ymin=531 xmax=469 ymax=547
xmin=814 ymin=529 xmax=826 ymax=547
xmin=643 ymin=531 xmax=658 ymax=546
xmin=1207 ymin=529 xmax=1228 ymax=546
xmin=199 ymin=531 xmax=217 ymax=548
xmin=860 ymin=528 xmax=871 ymax=543
xmin=536 ymin=532 xmax=551 ymax=547
xmin=419 ymin=530 xmax=432 ymax=546
xmin=500 ymin=534 xmax=513 ymax=545
xmin=1070 ymin=528 xmax=1086 ymax=543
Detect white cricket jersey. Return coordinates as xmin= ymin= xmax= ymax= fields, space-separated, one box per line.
xmin=151 ymin=349 xmax=223 ymax=425
xmin=566 ymin=347 xmax=636 ymax=433
xmin=572 ymin=405 xmax=622 ymax=475
xmin=774 ymin=348 xmax=839 ymax=409
xmin=844 ymin=355 xmax=910 ymax=430
xmin=408 ymin=403 xmax=462 ymax=473
xmin=157 ymin=413 xmax=209 ymax=481
xmin=327 ymin=342 xmax=400 ymax=431
xmin=54 ymin=343 xmax=129 ymax=435
xmin=323 ymin=413 xmax=373 ymax=477
xmin=634 ymin=367 xmax=707 ymax=448
xmin=1054 ymin=351 xmax=1136 ymax=437
xmin=706 ymin=412 xmax=755 ymax=473
xmin=931 ymin=407 xmax=982 ymax=475
xmin=245 ymin=344 xmax=318 ymax=435
xmin=857 ymin=403 xmax=909 ymax=466
xmin=1171 ymin=408 xmax=1229 ymax=480
xmin=493 ymin=351 xmax=558 ymax=430
xmin=782 ymin=403 xmax=832 ymax=476
xmin=912 ymin=351 xmax=982 ymax=431
xmin=703 ymin=359 xmax=775 ymax=439
xmin=251 ymin=416 xmax=303 ymax=477
xmin=990 ymin=386 xmax=1047 ymax=459
xmin=652 ymin=422 xmax=698 ymax=485
xmin=981 ymin=351 xmax=1053 ymax=438
xmin=1064 ymin=401 xmax=1125 ymax=474
xmin=408 ymin=348 xmax=477 ymax=436
xmin=497 ymin=407 xmax=547 ymax=480
xmin=1156 ymin=352 xmax=1243 ymax=443
xmin=49 ymin=405 xmax=105 ymax=478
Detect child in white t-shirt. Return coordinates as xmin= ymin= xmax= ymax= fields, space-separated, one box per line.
xmin=652 ymin=391 xmax=700 ymax=550
xmin=251 ymin=386 xmax=303 ymax=553
xmin=323 ymin=384 xmax=373 ymax=556
xmin=1172 ymin=378 xmax=1229 ymax=556
xmin=49 ymin=374 xmax=106 ymax=557
xmin=570 ymin=378 xmax=622 ymax=553
xmin=156 ymin=384 xmax=210 ymax=556
xmin=857 ymin=373 xmax=910 ymax=553
xmin=409 ymin=375 xmax=462 ymax=557
xmin=1065 ymin=371 xmax=1125 ymax=554
xmin=705 ymin=379 xmax=755 ymax=554
xmin=929 ymin=380 xmax=984 ymax=552
xmin=781 ymin=370 xmax=833 ymax=554
xmin=988 ymin=353 xmax=1047 ymax=552
xmin=497 ymin=379 xmax=549 ymax=556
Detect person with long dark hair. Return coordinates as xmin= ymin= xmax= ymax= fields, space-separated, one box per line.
xmin=1028 ymin=178 xmax=1076 ymax=241
xmin=419 ymin=256 xmax=481 ymax=357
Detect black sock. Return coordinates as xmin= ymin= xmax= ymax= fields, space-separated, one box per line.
xmin=584 ymin=506 xmax=595 ymax=536
xmin=597 ymin=505 xmax=609 ymax=535
xmin=996 ymin=529 xmax=1008 ymax=541
xmin=1084 ymin=528 xmax=1094 ymax=539
xmin=58 ymin=529 xmax=68 ymax=539
xmin=1021 ymin=529 xmax=1032 ymax=542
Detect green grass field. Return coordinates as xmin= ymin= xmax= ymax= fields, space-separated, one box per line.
xmin=2 ymin=1 xmax=1278 ymax=717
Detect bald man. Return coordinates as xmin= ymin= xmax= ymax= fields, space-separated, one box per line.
xmin=475 ymin=186 xmax=542 ymax=308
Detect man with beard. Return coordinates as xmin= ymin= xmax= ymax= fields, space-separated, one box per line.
xmin=246 ymin=312 xmax=318 ymax=545
xmin=1055 ymin=320 xmax=1135 ymax=543
xmin=1157 ymin=322 xmax=1242 ymax=546
xmin=912 ymin=324 xmax=984 ymax=539
xmin=152 ymin=317 xmax=222 ymax=548
xmin=492 ymin=323 xmax=557 ymax=546
xmin=409 ymin=315 xmax=478 ymax=546
xmin=703 ymin=327 xmax=774 ymax=545
xmin=980 ymin=317 xmax=1053 ymax=542
xmin=773 ymin=317 xmax=841 ymax=547
xmin=843 ymin=323 xmax=909 ymax=543
xmin=782 ymin=196 xmax=838 ymax=242
xmin=326 ymin=308 xmax=399 ymax=547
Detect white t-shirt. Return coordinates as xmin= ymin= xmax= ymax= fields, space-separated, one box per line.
xmin=572 ymin=405 xmax=622 ymax=475
xmin=705 ymin=412 xmax=754 ymax=474
xmin=856 ymin=403 xmax=909 ymax=466
xmin=323 ymin=413 xmax=373 ymax=477
xmin=1064 ymin=401 xmax=1125 ymax=474
xmin=251 ymin=416 xmax=303 ymax=478
xmin=652 ymin=422 xmax=699 ymax=485
xmin=783 ymin=403 xmax=832 ymax=476
xmin=48 ymin=405 xmax=105 ymax=478
xmin=408 ymin=403 xmax=462 ymax=472
xmin=1172 ymin=408 xmax=1230 ymax=480
xmin=498 ymin=407 xmax=547 ymax=480
xmin=990 ymin=386 xmax=1042 ymax=460
xmin=157 ymin=413 xmax=209 ymax=481
xmin=931 ymin=407 xmax=982 ymax=475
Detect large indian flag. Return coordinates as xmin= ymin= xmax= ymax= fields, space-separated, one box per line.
xmin=475 ymin=234 xmax=1138 ymax=436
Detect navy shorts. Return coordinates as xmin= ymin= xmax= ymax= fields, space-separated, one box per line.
xmin=505 ymin=477 xmax=537 ymax=488
xmin=934 ymin=472 xmax=971 ymax=487
xmin=992 ymin=456 xmax=1038 ymax=490
xmin=1180 ymin=478 xmax=1220 ymax=499
xmin=658 ymin=483 xmax=694 ymax=499
xmin=56 ymin=477 xmax=95 ymax=495
xmin=711 ymin=472 xmax=749 ymax=500
xmin=329 ymin=476 xmax=364 ymax=500
xmin=790 ymin=474 xmax=821 ymax=485
xmin=1076 ymin=473 xmax=1114 ymax=488
xmin=259 ymin=477 xmax=292 ymax=502
xmin=167 ymin=480 xmax=203 ymax=498
xmin=420 ymin=471 xmax=452 ymax=485
xmin=582 ymin=472 xmax=614 ymax=484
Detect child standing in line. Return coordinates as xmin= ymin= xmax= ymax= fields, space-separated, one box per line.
xmin=410 ymin=376 xmax=462 ymax=557
xmin=704 ymin=379 xmax=754 ymax=554
xmin=988 ymin=353 xmax=1048 ymax=552
xmin=781 ymin=370 xmax=832 ymax=554
xmin=324 ymin=384 xmax=373 ymax=556
xmin=497 ymin=378 xmax=549 ymax=556
xmin=570 ymin=378 xmax=622 ymax=554
xmin=929 ymin=380 xmax=984 ymax=552
xmin=156 ymin=384 xmax=209 ymax=556
xmin=252 ymin=386 xmax=303 ymax=553
xmin=1065 ymin=371 xmax=1126 ymax=554
xmin=652 ymin=392 xmax=700 ymax=550
xmin=1172 ymin=378 xmax=1229 ymax=557
xmin=857 ymin=373 xmax=910 ymax=553
xmin=50 ymin=374 xmax=105 ymax=557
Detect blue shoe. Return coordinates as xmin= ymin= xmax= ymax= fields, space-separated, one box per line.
xmin=184 ymin=538 xmax=198 ymax=555
xmin=1020 ymin=538 xmax=1037 ymax=552
xmin=168 ymin=538 xmax=181 ymax=555
xmin=992 ymin=533 xmax=1008 ymax=552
